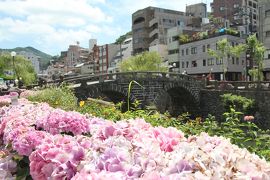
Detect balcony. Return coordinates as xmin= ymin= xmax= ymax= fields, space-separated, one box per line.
xmin=149 ymin=28 xmax=158 ymax=38
xmin=149 ymin=18 xmax=158 ymax=27
xmin=150 ymin=39 xmax=159 ymax=47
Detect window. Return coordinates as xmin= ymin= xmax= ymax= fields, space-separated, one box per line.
xmin=236 ymin=57 xmax=239 ymax=65
xmin=186 ymin=48 xmax=189 ymax=55
xmin=207 ymin=44 xmax=210 ymax=49
xmin=192 ymin=61 xmax=197 ymax=67
xmin=202 ymin=45 xmax=206 ymax=52
xmin=182 ymin=62 xmax=185 ymax=68
xmin=168 ymin=49 xmax=179 ymax=55
xmin=191 ymin=47 xmax=197 ymax=54
xmin=220 ymin=7 xmax=225 ymax=11
xmin=253 ymin=3 xmax=257 ymax=9
xmin=232 ymin=57 xmax=235 ymax=64
xmin=266 ymin=10 xmax=270 ymax=17
xmin=186 ymin=61 xmax=189 ymax=68
xmin=203 ymin=59 xmax=206 ymax=66
xmin=216 ymin=58 xmax=223 ymax=65
xmin=242 ymin=60 xmax=245 ymax=65
xmin=266 ymin=31 xmax=270 ymax=37
xmin=268 ymin=54 xmax=270 ymax=59
xmin=182 ymin=49 xmax=184 ymax=56
xmin=207 ymin=58 xmax=214 ymax=66
xmin=234 ymin=4 xmax=239 ymax=8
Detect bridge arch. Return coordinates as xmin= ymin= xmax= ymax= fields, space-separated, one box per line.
xmin=75 ymin=82 xmax=137 ymax=111
xmin=154 ymin=81 xmax=200 ymax=116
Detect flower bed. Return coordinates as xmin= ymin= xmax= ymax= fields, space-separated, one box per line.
xmin=0 ymin=96 xmax=270 ymax=179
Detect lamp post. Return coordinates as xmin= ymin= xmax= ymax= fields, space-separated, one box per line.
xmin=10 ymin=51 xmax=17 ymax=80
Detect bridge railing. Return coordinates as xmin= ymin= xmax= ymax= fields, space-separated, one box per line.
xmin=205 ymin=80 xmax=270 ymax=91
xmin=57 ymin=71 xmax=201 ymax=85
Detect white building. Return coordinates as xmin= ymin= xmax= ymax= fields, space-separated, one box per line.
xmin=108 ymin=38 xmax=133 ymax=73
xmin=178 ymin=33 xmax=246 ymax=81
xmin=17 ymin=51 xmax=40 ymax=73
xmin=167 ymin=26 xmax=201 ymax=72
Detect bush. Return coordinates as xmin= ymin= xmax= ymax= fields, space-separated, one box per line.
xmin=27 ymin=85 xmax=77 ymax=111
xmin=220 ymin=93 xmax=255 ymax=115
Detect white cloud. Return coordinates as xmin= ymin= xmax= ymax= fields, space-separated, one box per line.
xmin=0 ymin=0 xmax=112 ymax=23
xmin=0 ymin=0 xmax=210 ymax=55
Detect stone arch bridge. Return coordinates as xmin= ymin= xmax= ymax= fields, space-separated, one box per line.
xmin=63 ymin=72 xmax=203 ymax=115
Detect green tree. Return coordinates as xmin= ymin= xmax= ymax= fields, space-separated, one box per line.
xmin=247 ymin=34 xmax=265 ymax=81
xmin=0 ymin=54 xmax=37 ymax=85
xmin=115 ymin=31 xmax=132 ymax=44
xmin=208 ymin=38 xmax=247 ymax=80
xmin=119 ymin=51 xmax=167 ymax=72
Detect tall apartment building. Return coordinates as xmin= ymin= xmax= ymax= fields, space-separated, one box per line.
xmin=258 ymin=0 xmax=270 ymax=80
xmin=17 ymin=51 xmax=40 ymax=74
xmin=178 ymin=34 xmax=246 ymax=81
xmin=132 ymin=6 xmax=200 ymax=55
xmin=211 ymin=0 xmax=258 ymax=34
xmin=186 ymin=3 xmax=207 ymax=18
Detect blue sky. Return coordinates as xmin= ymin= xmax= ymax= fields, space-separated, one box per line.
xmin=0 ymin=0 xmax=210 ymax=55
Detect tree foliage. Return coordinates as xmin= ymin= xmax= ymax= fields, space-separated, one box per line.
xmin=119 ymin=51 xmax=167 ymax=72
xmin=208 ymin=38 xmax=247 ymax=80
xmin=0 ymin=54 xmax=36 ymax=85
xmin=115 ymin=31 xmax=132 ymax=44
xmin=179 ymin=34 xmax=190 ymax=44
xmin=247 ymin=34 xmax=265 ymax=81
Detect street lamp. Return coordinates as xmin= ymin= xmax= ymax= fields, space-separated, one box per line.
xmin=10 ymin=51 xmax=17 ymax=80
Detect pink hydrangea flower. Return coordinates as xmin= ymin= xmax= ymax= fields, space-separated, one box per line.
xmin=36 ymin=109 xmax=90 ymax=135
xmin=244 ymin=115 xmax=255 ymax=122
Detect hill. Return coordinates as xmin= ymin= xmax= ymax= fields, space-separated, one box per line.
xmin=0 ymin=46 xmax=52 ymax=70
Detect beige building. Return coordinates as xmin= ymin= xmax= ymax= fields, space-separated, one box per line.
xmin=66 ymin=43 xmax=89 ymax=67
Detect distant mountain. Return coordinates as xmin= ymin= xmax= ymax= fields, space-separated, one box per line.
xmin=0 ymin=46 xmax=52 ymax=70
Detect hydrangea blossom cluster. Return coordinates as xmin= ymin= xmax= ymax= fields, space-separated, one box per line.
xmin=0 ymin=149 xmax=17 ymax=180
xmin=36 ymin=109 xmax=90 ymax=135
xmin=0 ymin=96 xmax=270 ymax=179
xmin=0 ymin=95 xmax=11 ymax=107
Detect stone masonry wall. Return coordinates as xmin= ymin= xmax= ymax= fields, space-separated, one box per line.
xmin=200 ymin=90 xmax=270 ymax=128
